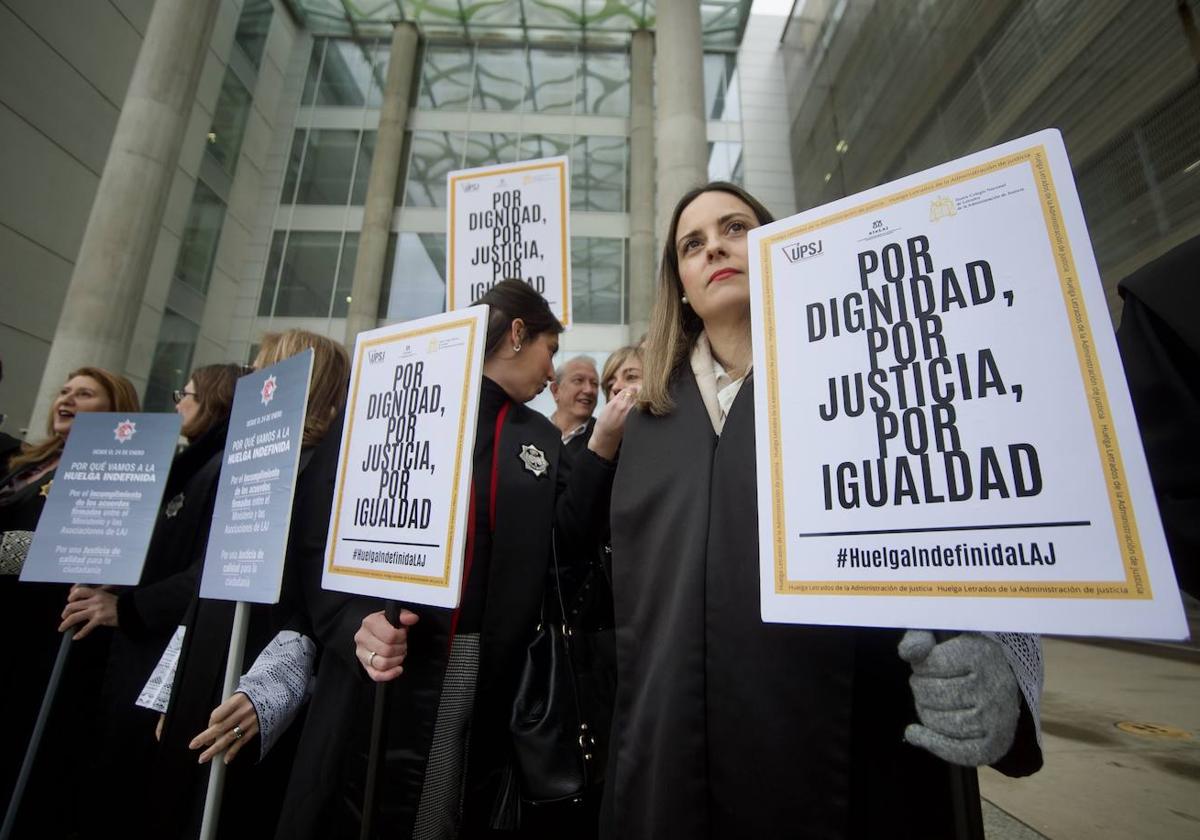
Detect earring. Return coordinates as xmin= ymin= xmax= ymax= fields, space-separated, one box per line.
xmin=513 ymin=343 xmax=522 ymax=353
xmin=681 ymin=295 xmax=689 ymax=304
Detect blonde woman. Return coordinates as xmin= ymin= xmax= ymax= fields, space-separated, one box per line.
xmin=142 ymin=331 xmax=349 ymax=839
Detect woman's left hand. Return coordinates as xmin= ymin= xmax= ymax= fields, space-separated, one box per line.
xmin=588 ymin=385 xmax=640 ymax=460
xmin=59 ymin=585 xmax=119 ymax=639
xmin=188 ymin=692 xmax=260 ymax=765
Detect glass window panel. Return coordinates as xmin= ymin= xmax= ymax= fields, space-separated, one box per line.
xmin=302 ymin=40 xmax=324 ymax=105
xmin=703 ymin=53 xmax=740 ymax=121
xmin=419 ymin=46 xmax=474 ymax=110
xmin=174 ymin=181 xmax=227 ymax=295
xmin=332 ymin=233 xmax=357 ymax=318
xmin=292 ymin=129 xmax=365 ymax=205
xmin=526 ymin=48 xmax=578 ymax=114
xmin=573 ymin=136 xmax=627 ymax=211
xmin=258 ymin=231 xmax=344 ymax=317
xmin=580 ymin=50 xmax=629 ymax=116
xmin=350 ymin=131 xmax=376 ymax=205
xmin=518 ymin=133 xmax=573 ymax=162
xmin=144 ymin=310 xmax=199 ymax=412
xmin=572 ymin=237 xmax=624 ymax=324
xmin=207 ymin=70 xmax=252 ymax=177
xmin=281 ymin=130 xmax=305 ymax=204
xmin=404 ymin=130 xmax=466 ymax=208
xmin=234 ymin=0 xmax=274 ymax=70
xmin=462 ymin=132 xmax=521 ymax=170
xmin=382 ymin=233 xmax=446 ymax=321
xmin=473 ymin=48 xmax=527 ymax=112
xmin=707 ymin=140 xmax=742 ymax=184
xmin=311 ymin=39 xmax=379 ymax=106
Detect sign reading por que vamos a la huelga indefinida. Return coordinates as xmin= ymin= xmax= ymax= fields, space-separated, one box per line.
xmin=199 ymin=351 xmax=312 ymax=604
xmin=20 ymin=412 xmax=180 ymax=586
xmin=445 ymin=155 xmax=571 ymax=325
xmin=748 ymin=128 xmax=1187 ymax=639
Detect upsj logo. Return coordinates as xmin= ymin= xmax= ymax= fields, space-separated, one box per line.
xmin=929 ymin=195 xmax=957 ymax=222
xmin=260 ymin=375 xmax=278 ymax=406
xmin=367 ymin=350 xmax=386 ymax=365
xmin=781 ymin=239 xmax=824 ymax=263
xmin=463 ymin=182 xmax=480 ymax=193
xmin=113 ymin=419 xmax=137 ymax=443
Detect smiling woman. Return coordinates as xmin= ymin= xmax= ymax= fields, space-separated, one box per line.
xmin=0 ymin=366 xmax=138 ymax=836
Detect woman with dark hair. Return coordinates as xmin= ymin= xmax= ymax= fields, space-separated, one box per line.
xmin=65 ymin=363 xmax=246 ymax=829
xmin=273 ymin=279 xmax=630 ymax=840
xmin=603 ymin=183 xmax=1044 ymax=839
xmin=0 ymin=366 xmax=139 ymax=834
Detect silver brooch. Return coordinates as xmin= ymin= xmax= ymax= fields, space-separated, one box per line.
xmin=519 ymin=444 xmax=549 ymax=478
xmin=165 ymin=492 xmax=185 ymax=518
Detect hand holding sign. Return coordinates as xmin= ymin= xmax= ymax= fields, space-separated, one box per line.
xmin=58 ymin=583 xmax=118 ymax=639
xmin=898 ymin=630 xmax=1020 ymax=766
xmin=355 ymin=608 xmax=420 ymax=682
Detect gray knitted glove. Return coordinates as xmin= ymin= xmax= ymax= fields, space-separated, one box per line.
xmin=898 ymin=630 xmax=1020 ymax=767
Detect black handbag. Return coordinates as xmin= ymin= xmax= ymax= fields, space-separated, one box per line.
xmin=509 ymin=533 xmax=595 ymax=804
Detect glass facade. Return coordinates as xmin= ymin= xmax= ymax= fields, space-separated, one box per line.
xmin=263 ymin=36 xmax=637 ymax=328
xmin=174 ymin=181 xmax=226 ymax=294
xmin=781 ymin=0 xmax=1200 ymax=305
xmin=234 ymin=0 xmax=274 ymax=70
xmin=207 ymin=69 xmax=253 ymax=177
xmin=144 ymin=309 xmax=200 ymax=412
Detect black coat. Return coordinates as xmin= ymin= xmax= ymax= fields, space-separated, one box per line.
xmin=0 ymin=458 xmax=112 ymax=836
xmin=276 ymin=397 xmax=615 ymax=840
xmin=602 ymin=366 xmax=1042 ymax=839
xmin=1116 ymin=235 xmax=1200 ymax=597
xmin=147 ymin=421 xmax=343 ymax=839
xmin=90 ymin=420 xmax=229 ymax=826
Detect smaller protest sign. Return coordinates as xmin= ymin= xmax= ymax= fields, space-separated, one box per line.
xmin=446 ymin=156 xmax=571 ymax=325
xmin=199 ymin=351 xmax=312 ymax=603
xmin=21 ymin=412 xmax=180 ymax=586
xmin=323 ymin=307 xmax=487 ymax=608
xmin=748 ymin=129 xmax=1187 ymax=639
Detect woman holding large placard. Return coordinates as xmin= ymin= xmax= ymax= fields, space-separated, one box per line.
xmin=66 ymin=363 xmax=246 ymax=830
xmin=0 ymin=366 xmax=139 ymax=834
xmin=273 ymin=279 xmax=628 ymax=840
xmin=142 ymin=331 xmax=349 ymax=839
xmin=602 ymin=183 xmax=1045 ymax=838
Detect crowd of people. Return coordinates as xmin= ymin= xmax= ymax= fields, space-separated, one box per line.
xmin=0 ymin=183 xmax=1044 ymax=839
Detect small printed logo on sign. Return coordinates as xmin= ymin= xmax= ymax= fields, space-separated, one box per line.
xmin=260 ymin=375 xmax=278 ymax=406
xmin=463 ymin=182 xmax=480 ymax=193
xmin=113 ymin=419 xmax=137 ymax=443
xmin=781 ymin=239 xmax=824 ymax=264
xmin=368 ymin=349 xmax=386 ymax=365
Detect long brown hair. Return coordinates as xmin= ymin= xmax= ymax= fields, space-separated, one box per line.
xmin=254 ymin=330 xmax=349 ymax=446
xmin=183 ymin=363 xmax=247 ymax=441
xmin=8 ymin=367 xmax=140 ymax=471
xmin=639 ymin=182 xmax=774 ymax=416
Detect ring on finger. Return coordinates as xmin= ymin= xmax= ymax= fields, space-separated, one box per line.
xmin=232 ymin=725 xmax=244 ymax=741
xmin=368 ymin=650 xmax=378 ymax=669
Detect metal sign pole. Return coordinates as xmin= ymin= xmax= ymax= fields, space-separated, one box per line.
xmin=198 ymin=600 xmax=251 ymax=840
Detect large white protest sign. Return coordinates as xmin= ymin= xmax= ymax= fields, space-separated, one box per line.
xmin=749 ymin=129 xmax=1187 ymax=639
xmin=323 ymin=307 xmax=487 ymax=607
xmin=446 ymin=156 xmax=571 ymax=324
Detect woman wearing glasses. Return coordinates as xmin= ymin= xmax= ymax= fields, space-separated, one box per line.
xmin=61 ymin=363 xmax=248 ymax=829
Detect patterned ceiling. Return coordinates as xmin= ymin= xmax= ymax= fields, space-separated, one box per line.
xmin=282 ymin=0 xmax=752 ymax=48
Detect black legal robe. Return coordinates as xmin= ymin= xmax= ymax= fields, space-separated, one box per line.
xmin=603 ymin=366 xmax=1041 ymax=840
xmin=276 ymin=390 xmax=615 ymax=839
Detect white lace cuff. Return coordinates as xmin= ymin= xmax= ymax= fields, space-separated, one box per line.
xmin=984 ymin=631 xmax=1044 ymax=746
xmin=137 ymin=625 xmax=186 ymax=712
xmin=236 ymin=631 xmax=316 ymax=759
xmin=1 ymin=530 xmax=34 ymax=576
